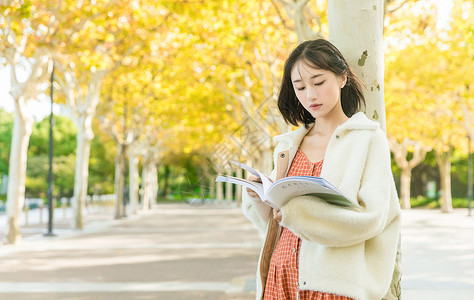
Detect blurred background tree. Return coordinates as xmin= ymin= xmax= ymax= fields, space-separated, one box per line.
xmin=385 ymin=0 xmax=473 ymax=211
xmin=0 ymin=0 xmax=473 ymax=243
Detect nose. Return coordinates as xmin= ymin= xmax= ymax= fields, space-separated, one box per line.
xmin=306 ymin=86 xmax=317 ymax=100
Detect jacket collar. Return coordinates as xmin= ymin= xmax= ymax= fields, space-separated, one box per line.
xmin=272 ymin=112 xmax=379 ymax=146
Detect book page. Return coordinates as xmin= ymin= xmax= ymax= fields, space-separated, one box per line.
xmin=283 ymin=176 xmax=339 ymax=190
xmin=230 ymin=161 xmax=260 ymax=177
xmin=265 ymin=176 xmax=353 ymax=209
xmin=230 ymin=161 xmax=274 ymax=193
xmin=215 ymin=175 xmax=265 ymax=200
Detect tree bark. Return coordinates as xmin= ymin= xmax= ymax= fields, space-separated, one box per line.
xmin=328 ymin=0 xmax=386 ymax=132
xmin=72 ymin=121 xmax=93 ymax=228
xmin=160 ymin=165 xmax=170 ymax=199
xmin=149 ymin=163 xmax=158 ymax=207
xmin=275 ymin=0 xmax=325 ymax=42
xmin=216 ymin=173 xmax=224 ymax=203
xmin=142 ymin=162 xmax=157 ymax=209
xmin=209 ymin=177 xmax=216 ymax=202
xmin=435 ymin=150 xmax=453 ymax=213
xmin=263 ymin=148 xmax=273 ymax=175
xmin=141 ymin=162 xmax=150 ymax=210
xmin=235 ymin=167 xmax=243 ymax=206
xmin=114 ymin=144 xmax=126 ymax=219
xmin=55 ymin=61 xmax=111 ymax=229
xmin=389 ymin=138 xmax=431 ymax=209
xmin=5 ymin=101 xmax=34 ymax=244
xmin=400 ymin=168 xmax=412 ymax=209
xmin=328 ymin=2 xmax=401 ymax=299
xmin=4 ymin=46 xmax=50 ymax=244
xmin=128 ymin=145 xmax=139 ymax=215
xmin=226 ymin=169 xmax=233 ymax=204
xmin=57 ymin=66 xmax=108 ymax=229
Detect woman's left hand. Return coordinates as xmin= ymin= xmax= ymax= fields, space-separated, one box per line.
xmin=273 ymin=208 xmax=282 ymax=222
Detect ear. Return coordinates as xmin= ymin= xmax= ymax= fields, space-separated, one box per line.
xmin=340 ymin=74 xmax=347 ymax=89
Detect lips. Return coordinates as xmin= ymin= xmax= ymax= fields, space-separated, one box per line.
xmin=309 ymin=103 xmax=322 ymax=110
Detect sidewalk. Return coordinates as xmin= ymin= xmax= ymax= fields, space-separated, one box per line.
xmin=400 ymin=208 xmax=474 ymax=300
xmin=0 ymin=203 xmax=262 ymax=300
xmin=0 ymin=206 xmax=115 ymax=240
xmin=0 ymin=204 xmax=473 ymax=299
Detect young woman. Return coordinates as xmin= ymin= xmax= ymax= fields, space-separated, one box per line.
xmin=242 ymin=39 xmax=401 ymax=300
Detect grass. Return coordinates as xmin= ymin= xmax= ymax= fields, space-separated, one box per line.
xmin=410 ymin=196 xmax=473 ymax=209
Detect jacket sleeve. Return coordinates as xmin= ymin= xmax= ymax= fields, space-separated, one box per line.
xmin=279 ymin=130 xmax=400 ymax=247
xmin=241 ymin=168 xmax=275 ymax=233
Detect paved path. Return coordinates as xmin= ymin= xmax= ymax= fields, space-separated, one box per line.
xmin=1 ymin=204 xmax=474 ymax=299
xmin=0 ymin=203 xmax=261 ymax=300
xmin=401 ymin=209 xmax=474 ymax=300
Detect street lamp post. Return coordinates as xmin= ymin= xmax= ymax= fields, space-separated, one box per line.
xmin=45 ymin=63 xmax=55 ymax=237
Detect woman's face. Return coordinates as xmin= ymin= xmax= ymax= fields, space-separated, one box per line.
xmin=291 ymin=60 xmax=346 ymax=120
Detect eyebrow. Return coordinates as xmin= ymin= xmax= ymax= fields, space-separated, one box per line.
xmin=292 ymin=74 xmax=323 ymax=83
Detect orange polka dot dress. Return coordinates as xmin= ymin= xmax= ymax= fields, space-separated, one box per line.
xmin=263 ymin=149 xmax=354 ymax=300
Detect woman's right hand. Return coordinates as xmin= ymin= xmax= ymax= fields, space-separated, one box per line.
xmin=246 ymin=175 xmax=262 ymax=199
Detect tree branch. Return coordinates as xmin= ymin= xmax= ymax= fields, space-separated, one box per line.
xmin=387 ymin=0 xmax=411 ymax=14
xmin=54 ymin=61 xmax=80 ymax=118
xmin=271 ymin=0 xmax=294 ymax=31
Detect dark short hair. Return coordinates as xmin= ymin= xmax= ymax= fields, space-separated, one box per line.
xmin=277 ymin=39 xmax=366 ymax=128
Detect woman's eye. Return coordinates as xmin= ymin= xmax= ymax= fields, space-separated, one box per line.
xmin=315 ymin=81 xmax=325 ymax=86
xmin=296 ymin=87 xmax=305 ymax=91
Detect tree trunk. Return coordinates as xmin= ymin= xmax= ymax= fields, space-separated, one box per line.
xmin=154 ymin=164 xmax=159 ymax=205
xmin=216 ymin=173 xmax=224 ymax=203
xmin=435 ymin=150 xmax=453 ymax=213
xmin=328 ymin=0 xmax=386 ymax=132
xmin=328 ymin=2 xmax=402 ymax=299
xmin=4 ymin=46 xmax=50 ymax=244
xmin=114 ymin=144 xmax=126 ymax=219
xmin=389 ymin=138 xmax=431 ymax=210
xmin=72 ymin=121 xmax=93 ymax=228
xmin=400 ymin=168 xmax=412 ymax=209
xmin=254 ymin=150 xmax=264 ymax=175
xmin=63 ymin=69 xmax=106 ymax=229
xmin=5 ymin=102 xmax=34 ymax=244
xmin=263 ymin=148 xmax=273 ymax=175
xmin=276 ymin=0 xmax=324 ymax=42
xmin=160 ymin=165 xmax=170 ymax=199
xmin=208 ymin=177 xmax=215 ymax=202
xmin=226 ymin=169 xmax=233 ymax=204
xmin=235 ymin=168 xmax=243 ymax=206
xmin=128 ymin=146 xmax=139 ymax=215
xmin=149 ymin=163 xmax=158 ymax=207
xmin=141 ymin=162 xmax=150 ymax=210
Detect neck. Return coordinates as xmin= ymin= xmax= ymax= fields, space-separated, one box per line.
xmin=308 ymin=112 xmax=348 ymax=136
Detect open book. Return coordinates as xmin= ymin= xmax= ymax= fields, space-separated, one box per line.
xmin=215 ymin=161 xmax=355 ymax=210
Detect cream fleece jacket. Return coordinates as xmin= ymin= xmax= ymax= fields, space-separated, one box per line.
xmin=242 ymin=112 xmax=401 ymax=300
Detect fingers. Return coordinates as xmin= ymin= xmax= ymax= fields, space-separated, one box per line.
xmin=272 ymin=208 xmax=282 ymax=222
xmin=246 ymin=188 xmax=259 ymax=198
xmin=248 ymin=175 xmax=262 ymax=182
xmin=246 ymin=175 xmax=262 ymax=198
